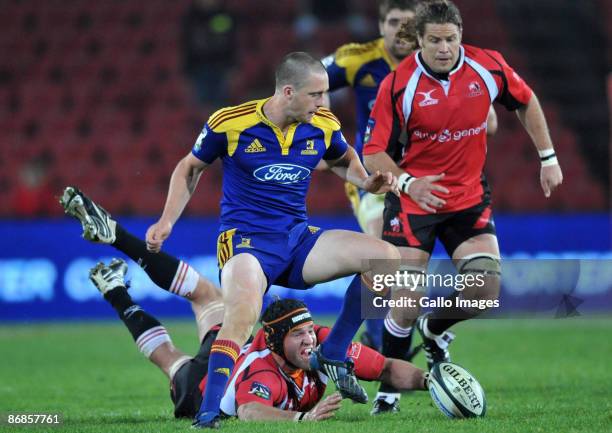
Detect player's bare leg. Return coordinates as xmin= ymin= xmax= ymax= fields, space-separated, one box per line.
xmin=302 ymin=229 xmax=400 ymax=403
xmin=417 ymin=234 xmax=501 ymax=369
xmin=193 ymin=253 xmax=266 ymax=427
xmin=378 ymin=358 xmax=428 ymax=392
xmin=302 ymin=229 xmax=399 ymax=282
xmin=188 ymin=278 xmax=224 ymax=342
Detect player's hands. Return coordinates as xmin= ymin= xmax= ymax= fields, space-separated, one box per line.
xmin=362 ymin=171 xmax=400 ymax=196
xmin=540 ymin=164 xmax=563 ymax=198
xmin=303 ymin=392 xmax=342 ymax=421
xmin=406 ymin=173 xmax=449 ymax=213
xmin=145 ymin=219 xmax=173 ymax=252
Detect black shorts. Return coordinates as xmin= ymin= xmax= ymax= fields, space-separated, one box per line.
xmin=382 ymin=200 xmax=496 ymax=255
xmin=170 ymin=330 xmax=218 ymax=418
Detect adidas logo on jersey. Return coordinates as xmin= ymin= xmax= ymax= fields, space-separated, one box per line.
xmin=359 ymin=73 xmax=377 ymax=87
xmin=245 ymin=139 xmax=266 ymax=153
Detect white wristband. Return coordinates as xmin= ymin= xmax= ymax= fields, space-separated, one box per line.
xmin=294 ymin=412 xmax=305 ymax=422
xmin=398 ymin=172 xmax=416 ymax=194
xmin=538 ymin=149 xmax=558 ymax=167
xmin=538 ymin=149 xmax=555 ymax=158
xmin=541 ymin=156 xmax=559 ymax=167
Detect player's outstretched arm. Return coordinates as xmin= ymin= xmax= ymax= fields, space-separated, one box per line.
xmin=378 ymin=358 xmax=428 ymax=391
xmin=146 ymin=153 xmax=208 ymax=252
xmin=516 ymin=93 xmax=563 ymax=198
xmin=237 ymin=393 xmax=342 ymax=422
xmin=325 ymin=146 xmax=399 ymax=195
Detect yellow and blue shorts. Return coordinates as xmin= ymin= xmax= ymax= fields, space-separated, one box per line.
xmin=216 ymin=221 xmax=324 ymax=290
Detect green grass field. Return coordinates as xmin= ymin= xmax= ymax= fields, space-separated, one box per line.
xmin=2 ymin=317 xmax=611 ymax=432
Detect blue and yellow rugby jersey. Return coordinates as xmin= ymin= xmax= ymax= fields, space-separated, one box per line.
xmin=322 ymin=38 xmax=396 ymax=157
xmin=192 ymin=98 xmax=348 ymax=233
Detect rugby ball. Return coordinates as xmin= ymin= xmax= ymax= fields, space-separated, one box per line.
xmin=428 ymin=362 xmax=486 ymax=418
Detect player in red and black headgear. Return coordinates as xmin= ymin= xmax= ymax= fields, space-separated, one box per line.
xmin=262 ymin=298 xmax=314 ymax=363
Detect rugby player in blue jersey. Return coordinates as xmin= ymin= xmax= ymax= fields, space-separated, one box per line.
xmin=145 ymin=52 xmax=402 ymax=428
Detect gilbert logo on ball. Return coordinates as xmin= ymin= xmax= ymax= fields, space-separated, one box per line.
xmin=428 ymin=362 xmax=486 ymax=418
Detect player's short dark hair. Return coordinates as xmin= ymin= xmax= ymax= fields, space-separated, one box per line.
xmin=414 ymin=0 xmax=462 ymax=37
xmin=378 ymin=0 xmax=419 ymax=22
xmin=275 ymin=52 xmax=326 ymax=90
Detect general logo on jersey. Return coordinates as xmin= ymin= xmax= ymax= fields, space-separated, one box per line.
xmin=245 ymin=139 xmax=266 ymax=153
xmin=417 ymin=90 xmax=439 ymax=107
xmin=248 ymin=382 xmax=271 ymax=400
xmin=301 ymin=139 xmax=318 ymax=155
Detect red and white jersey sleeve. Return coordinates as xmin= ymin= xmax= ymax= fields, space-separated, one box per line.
xmin=316 ymin=326 xmax=385 ymax=381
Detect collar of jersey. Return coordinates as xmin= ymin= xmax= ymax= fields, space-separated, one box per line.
xmin=255 ymin=98 xmax=299 ymax=156
xmin=415 ymin=45 xmax=465 ymax=82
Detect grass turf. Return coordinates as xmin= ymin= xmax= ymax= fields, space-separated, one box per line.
xmin=1 ymin=317 xmax=611 ymax=432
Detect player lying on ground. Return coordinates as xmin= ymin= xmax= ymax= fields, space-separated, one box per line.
xmin=87 ymin=259 xmax=428 ymax=421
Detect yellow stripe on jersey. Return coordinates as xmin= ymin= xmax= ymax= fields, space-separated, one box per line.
xmin=217 ymin=228 xmax=237 ymax=269
xmin=334 ymin=38 xmax=395 ymax=86
xmin=207 ymin=100 xmax=263 ymax=157
xmin=208 ymin=101 xmax=258 ymax=130
xmin=312 ymin=109 xmax=341 ymax=149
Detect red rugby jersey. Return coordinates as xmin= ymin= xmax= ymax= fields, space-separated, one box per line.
xmin=212 ymin=325 xmax=385 ymax=416
xmin=363 ymin=44 xmax=533 ymax=214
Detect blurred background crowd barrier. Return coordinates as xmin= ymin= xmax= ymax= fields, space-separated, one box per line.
xmin=1 ymin=0 xmax=610 ymax=320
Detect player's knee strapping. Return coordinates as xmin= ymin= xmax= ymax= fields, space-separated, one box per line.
xmin=196 ymin=301 xmax=225 ymax=340
xmin=456 ymin=253 xmax=501 ymax=312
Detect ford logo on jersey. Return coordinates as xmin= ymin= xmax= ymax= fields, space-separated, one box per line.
xmin=253 ymin=164 xmax=311 ymax=184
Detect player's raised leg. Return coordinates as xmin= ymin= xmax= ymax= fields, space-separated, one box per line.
xmin=60 ymin=186 xmax=223 ymax=313
xmin=89 ymin=259 xmax=190 ymax=378
xmin=193 ymin=253 xmax=267 ymax=428
xmin=302 ymin=229 xmax=400 ymax=402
